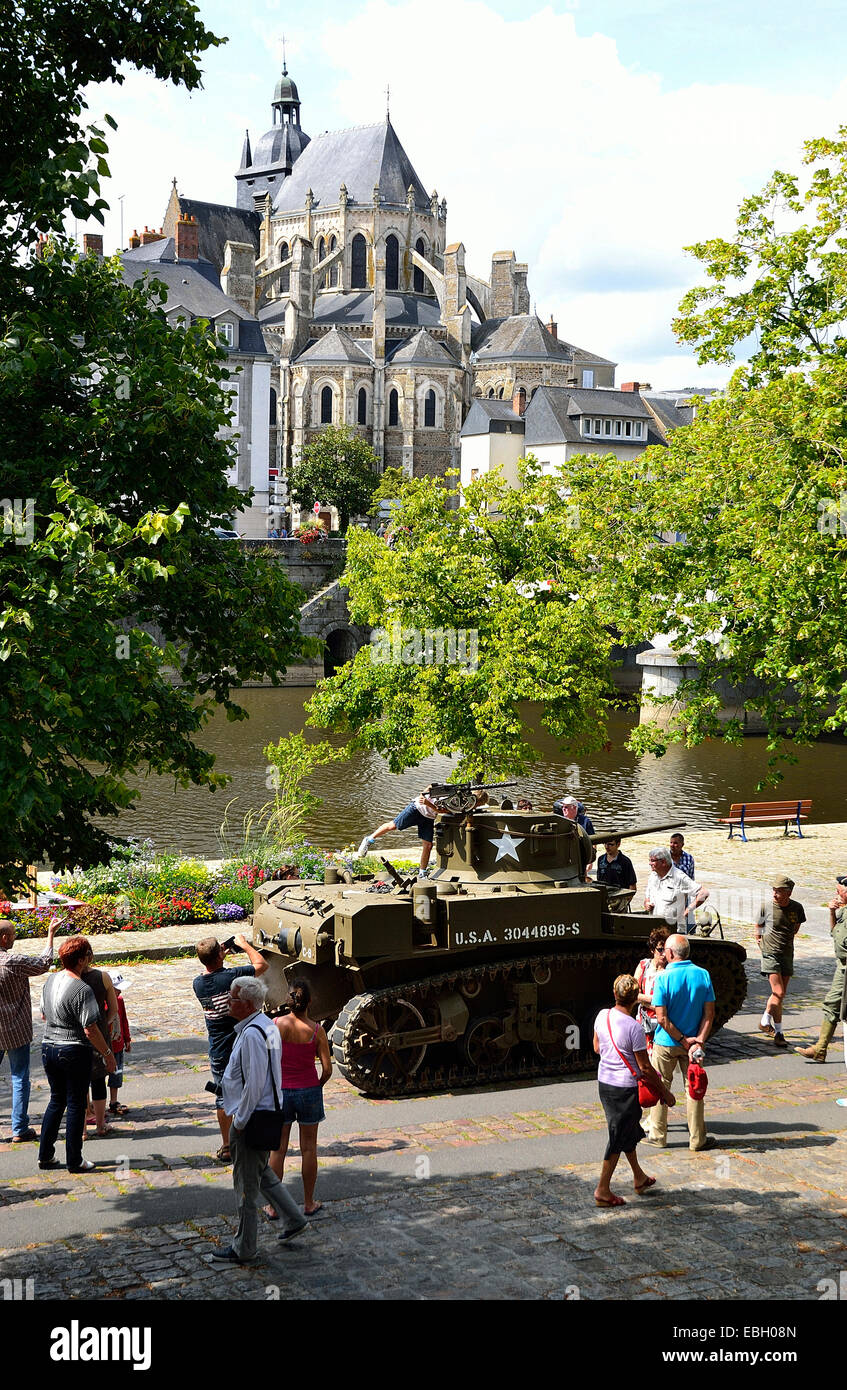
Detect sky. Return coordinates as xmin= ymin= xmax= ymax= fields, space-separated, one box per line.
xmin=81 ymin=0 xmax=847 ymax=390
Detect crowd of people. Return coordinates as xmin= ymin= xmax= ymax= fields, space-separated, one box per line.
xmin=1 ymin=799 xmax=846 ymax=1247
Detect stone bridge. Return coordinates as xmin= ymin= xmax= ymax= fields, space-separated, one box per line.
xmin=239 ymin=538 xmax=369 ymax=685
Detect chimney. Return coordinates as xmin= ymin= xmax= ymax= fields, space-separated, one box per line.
xmin=128 ymin=229 xmax=141 ymax=249
xmin=512 ymin=386 xmax=527 ymax=417
xmin=140 ymin=225 xmax=165 ymax=246
xmin=175 ymin=213 xmax=199 ymax=261
xmin=547 ymin=315 xmax=558 ymax=341
xmin=620 ymin=381 xmax=652 ymax=393
xmin=82 ymin=233 xmax=103 ymax=257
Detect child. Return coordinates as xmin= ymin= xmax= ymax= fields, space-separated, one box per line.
xmin=108 ymin=974 xmax=132 ymax=1116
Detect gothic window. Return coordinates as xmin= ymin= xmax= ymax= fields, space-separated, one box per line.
xmin=278 ymin=241 xmax=290 ymax=295
xmin=388 ymin=388 xmax=399 ymax=427
xmin=385 ymin=234 xmax=399 ymax=290
xmin=424 ymin=388 xmax=436 ymax=428
xmin=269 ymin=387 xmax=277 ymax=427
xmin=329 ymin=235 xmax=338 ymax=287
xmin=351 ymin=234 xmax=368 ymax=289
xmin=413 ymin=238 xmax=426 ymax=294
xmin=317 ymin=236 xmax=326 ymax=261
xmin=357 ymin=387 xmax=367 ymax=425
xmin=320 ymin=385 xmax=334 ymax=424
xmin=487 ymin=388 xmax=495 ymax=399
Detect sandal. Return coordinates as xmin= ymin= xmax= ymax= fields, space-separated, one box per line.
xmin=304 ymin=1203 xmax=326 ymax=1217
xmin=594 ymin=1193 xmax=626 ymax=1207
xmin=264 ymin=1205 xmax=280 ymax=1221
xmin=215 ymin=1145 xmax=231 ymax=1163
xmin=108 ymin=1103 xmax=129 ymax=1116
xmin=635 ymin=1176 xmax=657 ymax=1194
xmin=90 ymin=1127 xmax=113 ymax=1138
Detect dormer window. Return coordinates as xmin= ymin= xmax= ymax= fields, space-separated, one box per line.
xmin=218 ymin=321 xmax=235 ymax=347
xmin=634 ymin=421 xmax=643 ymax=438
xmin=582 ymin=369 xmax=594 ymax=388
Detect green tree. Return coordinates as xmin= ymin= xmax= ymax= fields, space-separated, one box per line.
xmin=307 ymin=464 xmax=621 ymax=777
xmin=0 ymin=3 xmax=306 ymax=892
xmin=673 ymin=126 xmax=847 ymax=382
xmin=565 ymin=362 xmax=847 ymax=768
xmin=289 ymin=425 xmax=380 ymax=532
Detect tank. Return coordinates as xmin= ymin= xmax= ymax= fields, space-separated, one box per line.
xmin=251 ymin=807 xmax=747 ymax=1097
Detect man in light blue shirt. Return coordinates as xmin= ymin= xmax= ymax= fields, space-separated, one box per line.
xmin=210 ymin=976 xmax=307 ymax=1264
xmin=645 ymin=934 xmax=716 ymax=1152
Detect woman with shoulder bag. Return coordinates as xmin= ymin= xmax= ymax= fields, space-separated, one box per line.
xmin=593 ymin=973 xmax=676 ymax=1207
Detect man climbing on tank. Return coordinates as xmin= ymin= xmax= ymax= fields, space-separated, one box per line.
xmin=357 ymin=786 xmax=447 ymax=877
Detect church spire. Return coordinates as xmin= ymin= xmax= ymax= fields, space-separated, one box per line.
xmin=240 ymin=128 xmax=252 ymax=170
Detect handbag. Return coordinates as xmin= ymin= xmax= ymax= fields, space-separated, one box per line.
xmin=239 ymin=1023 xmax=284 ymax=1151
xmin=605 ymin=1011 xmax=663 ymax=1108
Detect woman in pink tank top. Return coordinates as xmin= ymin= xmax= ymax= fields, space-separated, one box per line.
xmin=266 ymin=979 xmax=332 ymax=1218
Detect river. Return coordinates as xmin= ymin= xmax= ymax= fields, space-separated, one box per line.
xmin=98 ymin=688 xmax=847 ymax=857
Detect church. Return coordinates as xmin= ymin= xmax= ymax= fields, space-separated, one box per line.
xmin=128 ymin=60 xmax=622 ymax=535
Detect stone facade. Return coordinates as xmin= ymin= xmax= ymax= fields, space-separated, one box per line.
xmin=162 ymin=61 xmax=622 ymax=530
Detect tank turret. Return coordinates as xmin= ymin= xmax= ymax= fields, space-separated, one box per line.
xmin=251 ymin=808 xmax=747 ymax=1096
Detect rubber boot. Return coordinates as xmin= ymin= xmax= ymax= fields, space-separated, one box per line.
xmin=794 ymin=1018 xmax=836 ymax=1061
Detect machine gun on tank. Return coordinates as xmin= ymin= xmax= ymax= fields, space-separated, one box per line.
xmin=428 ymin=781 xmax=519 ymax=815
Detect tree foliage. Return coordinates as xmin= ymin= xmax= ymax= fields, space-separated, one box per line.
xmin=0 ymin=4 xmax=306 ymax=892
xmin=289 ymin=425 xmax=380 ymax=532
xmin=673 ymin=127 xmax=847 ymax=381
xmin=566 ymin=364 xmax=847 ymax=769
xmin=307 ymin=464 xmax=622 ymax=778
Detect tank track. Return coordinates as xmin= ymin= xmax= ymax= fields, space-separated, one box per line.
xmin=332 ymin=947 xmax=631 ymax=1098
xmin=331 ymin=941 xmax=747 ymax=1098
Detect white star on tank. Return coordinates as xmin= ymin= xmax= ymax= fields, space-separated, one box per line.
xmin=489 ymin=825 xmax=525 ymax=863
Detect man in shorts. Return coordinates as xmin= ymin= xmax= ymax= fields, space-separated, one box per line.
xmin=193 ymin=933 xmax=269 ymax=1161
xmin=357 ymin=787 xmax=446 ymax=875
xmin=755 ymin=875 xmax=806 ymax=1048
xmin=796 ymin=876 xmax=847 ymax=1062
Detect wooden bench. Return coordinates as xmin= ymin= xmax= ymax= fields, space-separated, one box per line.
xmin=717 ymin=800 xmax=811 ymax=843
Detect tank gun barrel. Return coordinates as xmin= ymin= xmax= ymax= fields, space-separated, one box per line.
xmin=589 ymin=821 xmax=686 ymax=846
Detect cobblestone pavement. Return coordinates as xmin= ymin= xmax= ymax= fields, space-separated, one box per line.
xmin=1 ymin=1140 xmax=847 ymax=1301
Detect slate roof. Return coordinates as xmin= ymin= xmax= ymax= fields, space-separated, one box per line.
xmin=120 ymin=256 xmax=270 ymax=355
xmin=122 ymin=237 xmax=221 ymax=288
xmin=389 ymin=329 xmax=456 ymax=367
xmin=308 ymin=291 xmax=442 ymax=329
xmin=642 ymin=393 xmax=696 ymax=435
xmin=251 ymin=120 xmax=310 ymax=174
xmin=460 ymin=400 xmax=525 ymax=437
xmin=164 ymin=199 xmax=261 ymax=274
xmin=471 ymin=314 xmax=574 ymax=363
xmin=294 ymin=326 xmax=373 ymax=364
xmin=272 ymin=119 xmax=430 ymax=212
xmin=523 ymin=387 xmax=651 ymax=447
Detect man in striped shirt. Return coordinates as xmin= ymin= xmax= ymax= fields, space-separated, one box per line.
xmin=669 ymin=834 xmax=697 ymax=933
xmin=0 ymin=915 xmax=58 ymax=1141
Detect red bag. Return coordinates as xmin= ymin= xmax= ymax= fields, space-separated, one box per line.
xmin=687 ymin=1061 xmax=708 ymax=1100
xmin=605 ymin=1012 xmax=662 ymax=1108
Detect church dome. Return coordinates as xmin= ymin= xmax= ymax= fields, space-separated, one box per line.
xmin=253 ymin=120 xmax=310 ymax=172
xmin=274 ymin=72 xmax=300 ymax=105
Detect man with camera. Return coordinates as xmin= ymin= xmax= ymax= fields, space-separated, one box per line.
xmin=209 ymin=975 xmax=307 ymax=1265
xmin=193 ymin=933 xmax=268 ymax=1162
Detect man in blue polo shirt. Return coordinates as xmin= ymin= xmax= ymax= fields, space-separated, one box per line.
xmin=645 ymin=934 xmax=716 ymax=1152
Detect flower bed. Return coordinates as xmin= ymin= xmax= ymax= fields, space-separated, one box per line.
xmin=9 ymin=839 xmax=396 ymax=937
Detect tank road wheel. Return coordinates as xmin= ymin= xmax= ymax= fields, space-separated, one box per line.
xmin=332 ymin=994 xmax=429 ymax=1095
xmin=463 ymin=1016 xmax=512 ymax=1069
xmin=533 ymin=1008 xmax=581 ymax=1065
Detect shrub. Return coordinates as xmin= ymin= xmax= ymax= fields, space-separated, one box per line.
xmin=215 ymin=902 xmax=247 ymax=922
xmin=213 ymin=882 xmax=254 ymax=910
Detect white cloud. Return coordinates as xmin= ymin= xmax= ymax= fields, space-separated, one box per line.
xmin=86 ymin=0 xmax=847 ymax=388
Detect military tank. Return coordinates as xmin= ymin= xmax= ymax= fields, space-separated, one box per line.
xmin=251 ymin=801 xmax=747 ymax=1097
